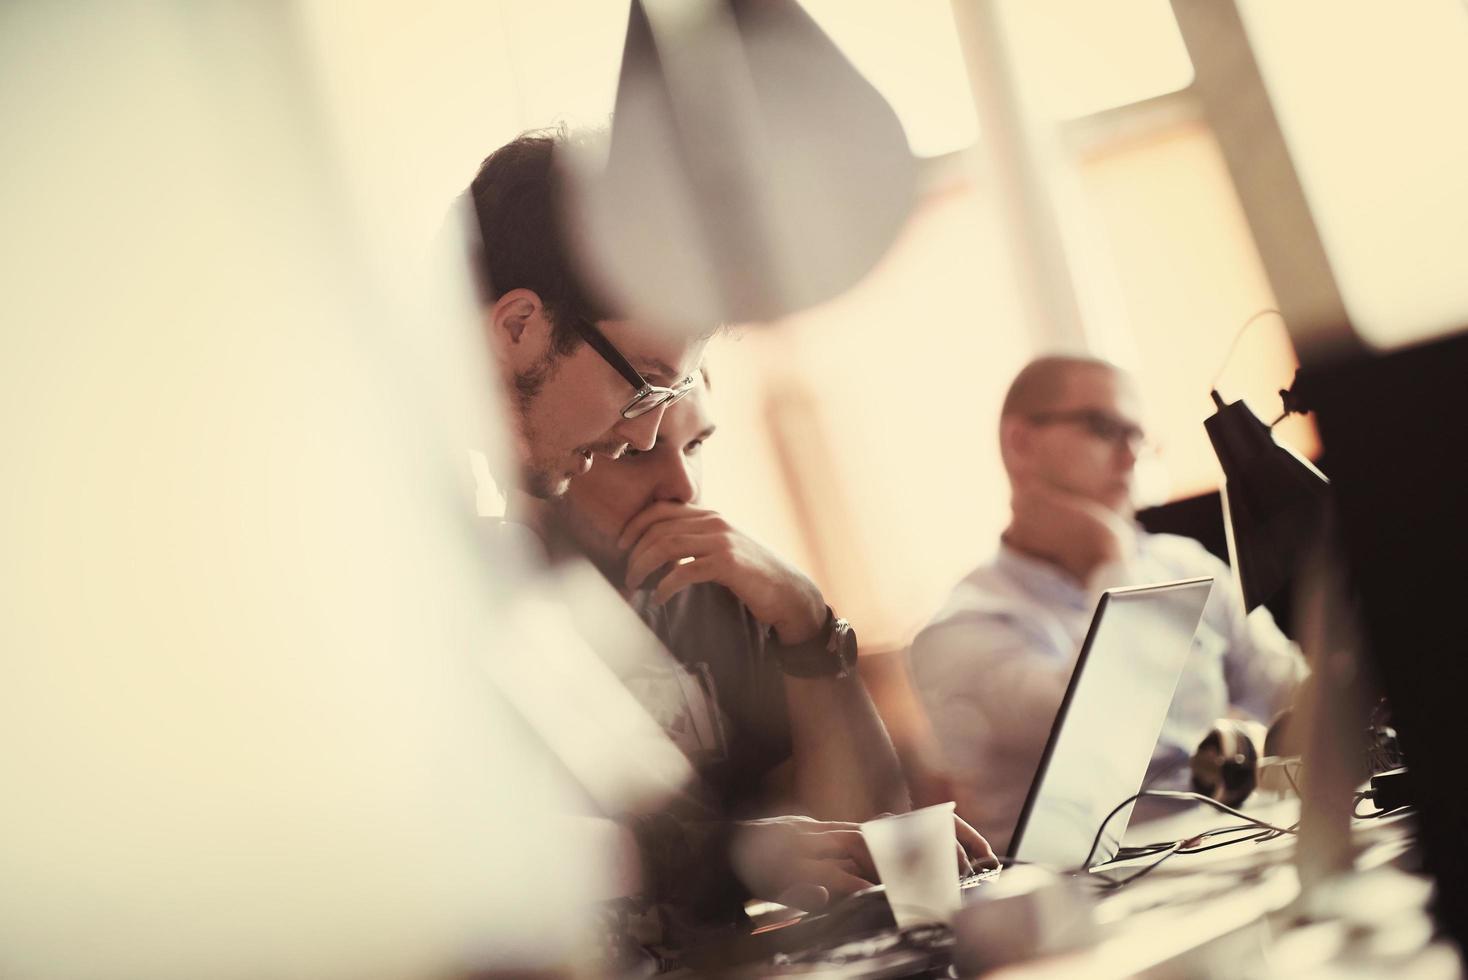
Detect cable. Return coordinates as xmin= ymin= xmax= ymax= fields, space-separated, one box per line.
xmin=1092 ymin=842 xmax=1184 ymax=889
xmin=1080 ymin=790 xmax=1298 ymax=872
xmin=1125 ymin=823 xmax=1259 ymax=852
xmin=1210 ymin=308 xmax=1286 ymax=390
xmin=1179 ymin=828 xmax=1273 ymax=854
xmin=1353 ymin=795 xmax=1414 ymax=820
xmin=1091 ymin=821 xmax=1293 ymax=890
xmin=1081 ymin=793 xmax=1151 ymax=871
xmin=1253 ymin=821 xmax=1299 ymax=844
xmin=1082 ymin=779 xmax=1346 ymax=892
xmin=1117 ymin=823 xmax=1260 ymax=862
xmin=1364 ymin=806 xmax=1413 ymax=820
xmin=1143 ymin=791 xmax=1299 ymax=835
xmin=1282 ymin=762 xmax=1304 ymax=798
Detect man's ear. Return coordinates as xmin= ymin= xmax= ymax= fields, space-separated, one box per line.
xmin=999 ymin=415 xmax=1032 ymax=477
xmin=485 ymin=288 xmax=552 ymax=367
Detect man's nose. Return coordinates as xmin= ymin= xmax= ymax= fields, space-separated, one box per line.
xmin=658 ymin=458 xmax=699 ymax=505
xmin=613 ymin=403 xmax=668 ymax=452
xmin=1115 ymin=438 xmax=1141 ymax=469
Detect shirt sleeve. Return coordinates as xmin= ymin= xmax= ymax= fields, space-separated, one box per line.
xmin=659 ymin=584 xmax=792 ymax=809
xmin=1182 ymin=543 xmax=1309 ymax=723
xmin=908 ymin=609 xmax=1071 ymax=778
xmin=1221 ymin=595 xmax=1308 ymax=723
xmin=626 ymin=811 xmax=745 ymax=922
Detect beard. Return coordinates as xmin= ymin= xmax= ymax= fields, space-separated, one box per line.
xmin=514 ymin=348 xmax=558 ymax=412
xmin=513 ymin=351 xmax=568 ymax=499
xmin=521 ymin=462 xmax=569 ymax=500
xmin=510 ymin=352 xmax=631 ymax=499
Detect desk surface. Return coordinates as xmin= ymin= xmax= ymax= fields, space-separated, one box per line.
xmin=987 ymin=799 xmax=1452 ymax=979
xmin=718 ymin=797 xmax=1457 ymax=978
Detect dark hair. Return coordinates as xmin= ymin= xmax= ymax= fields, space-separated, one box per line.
xmin=468 ymin=128 xmax=614 ymax=356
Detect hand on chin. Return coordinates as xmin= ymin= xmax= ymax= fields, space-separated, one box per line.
xmin=1009 ymin=477 xmax=1133 ymax=582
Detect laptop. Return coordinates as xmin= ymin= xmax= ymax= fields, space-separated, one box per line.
xmin=750 ymin=577 xmax=1213 ymax=953
xmin=1008 ymin=577 xmax=1214 ymax=870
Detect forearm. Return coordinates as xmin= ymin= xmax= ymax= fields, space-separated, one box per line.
xmin=625 ymin=811 xmax=746 ymax=920
xmin=783 ymin=673 xmax=909 ymax=821
xmin=1225 ymin=603 xmax=1309 ymax=721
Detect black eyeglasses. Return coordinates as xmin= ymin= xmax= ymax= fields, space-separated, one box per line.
xmin=569 ymin=318 xmax=697 ymax=419
xmin=1028 ymin=409 xmax=1152 ymax=454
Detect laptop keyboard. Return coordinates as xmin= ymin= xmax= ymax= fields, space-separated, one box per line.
xmin=961 ymin=866 xmax=1003 ymax=889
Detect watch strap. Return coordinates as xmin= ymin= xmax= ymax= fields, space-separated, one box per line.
xmin=773 ymin=606 xmax=856 ymax=678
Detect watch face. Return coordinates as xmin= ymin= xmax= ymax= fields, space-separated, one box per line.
xmin=777 ymin=614 xmax=856 ymax=678
xmin=827 ymin=619 xmax=857 ymax=675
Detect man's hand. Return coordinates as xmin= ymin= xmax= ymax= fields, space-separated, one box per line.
xmin=618 ymin=502 xmax=827 ymax=645
xmin=1006 ymin=478 xmax=1135 ymax=585
xmin=867 ymin=811 xmax=999 ymax=877
xmin=953 ymin=813 xmax=999 ymax=873
xmin=730 ymin=816 xmax=878 ymax=911
xmin=731 ymin=813 xmax=999 ymax=912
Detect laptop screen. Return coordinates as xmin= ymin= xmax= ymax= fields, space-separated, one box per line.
xmin=1010 ymin=578 xmax=1214 ymax=870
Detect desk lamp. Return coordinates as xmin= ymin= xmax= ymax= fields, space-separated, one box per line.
xmin=1203 ymin=375 xmax=1330 ymax=612
xmin=1205 ymin=373 xmax=1373 ymax=894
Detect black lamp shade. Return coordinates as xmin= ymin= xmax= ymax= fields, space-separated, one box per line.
xmin=1204 ymin=393 xmax=1331 ymax=612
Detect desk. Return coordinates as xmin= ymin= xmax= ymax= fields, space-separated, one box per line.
xmin=983 ymin=800 xmax=1455 ymax=979
xmin=718 ymin=798 xmax=1457 ymax=978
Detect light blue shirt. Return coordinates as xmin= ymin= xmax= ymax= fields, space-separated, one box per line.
xmin=909 ymin=532 xmax=1306 ymax=856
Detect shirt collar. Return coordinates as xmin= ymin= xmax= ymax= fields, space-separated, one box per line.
xmin=994 ymin=520 xmax=1159 ymax=610
xmin=994 ymin=541 xmax=1093 ymax=610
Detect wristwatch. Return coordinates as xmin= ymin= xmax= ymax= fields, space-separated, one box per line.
xmin=773 ymin=606 xmax=857 ymax=679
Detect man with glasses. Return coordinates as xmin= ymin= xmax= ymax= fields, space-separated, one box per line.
xmin=909 ymin=355 xmax=1306 ymax=857
xmin=469 ymin=131 xmax=992 ymax=952
xmin=546 ymin=370 xmax=976 ymax=918
xmin=470 ymin=130 xmax=709 ymax=500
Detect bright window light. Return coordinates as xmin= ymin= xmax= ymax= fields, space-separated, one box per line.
xmin=798 ymin=0 xmax=979 ymax=157
xmin=1238 ymin=0 xmax=1468 ymax=351
xmin=998 ymin=0 xmax=1195 ymax=120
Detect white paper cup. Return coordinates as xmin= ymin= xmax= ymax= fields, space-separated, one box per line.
xmin=860 ymin=802 xmax=961 ymax=928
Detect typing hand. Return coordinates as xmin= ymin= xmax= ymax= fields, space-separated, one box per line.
xmin=954 ymin=813 xmax=999 ymax=874
xmin=730 ymin=816 xmax=878 ymax=911
xmin=868 ymin=811 xmax=999 ymax=876
xmin=618 ymin=502 xmax=828 ymax=645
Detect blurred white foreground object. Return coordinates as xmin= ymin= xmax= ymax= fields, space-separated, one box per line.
xmin=564 ymin=0 xmax=918 ymax=328
xmin=487 ymin=560 xmax=696 ymax=817
xmin=0 ymin=3 xmax=646 ymax=977
xmin=952 ymin=864 xmax=1097 ymax=975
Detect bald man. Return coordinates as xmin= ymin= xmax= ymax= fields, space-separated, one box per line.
xmin=909 ymin=355 xmax=1306 ymax=857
